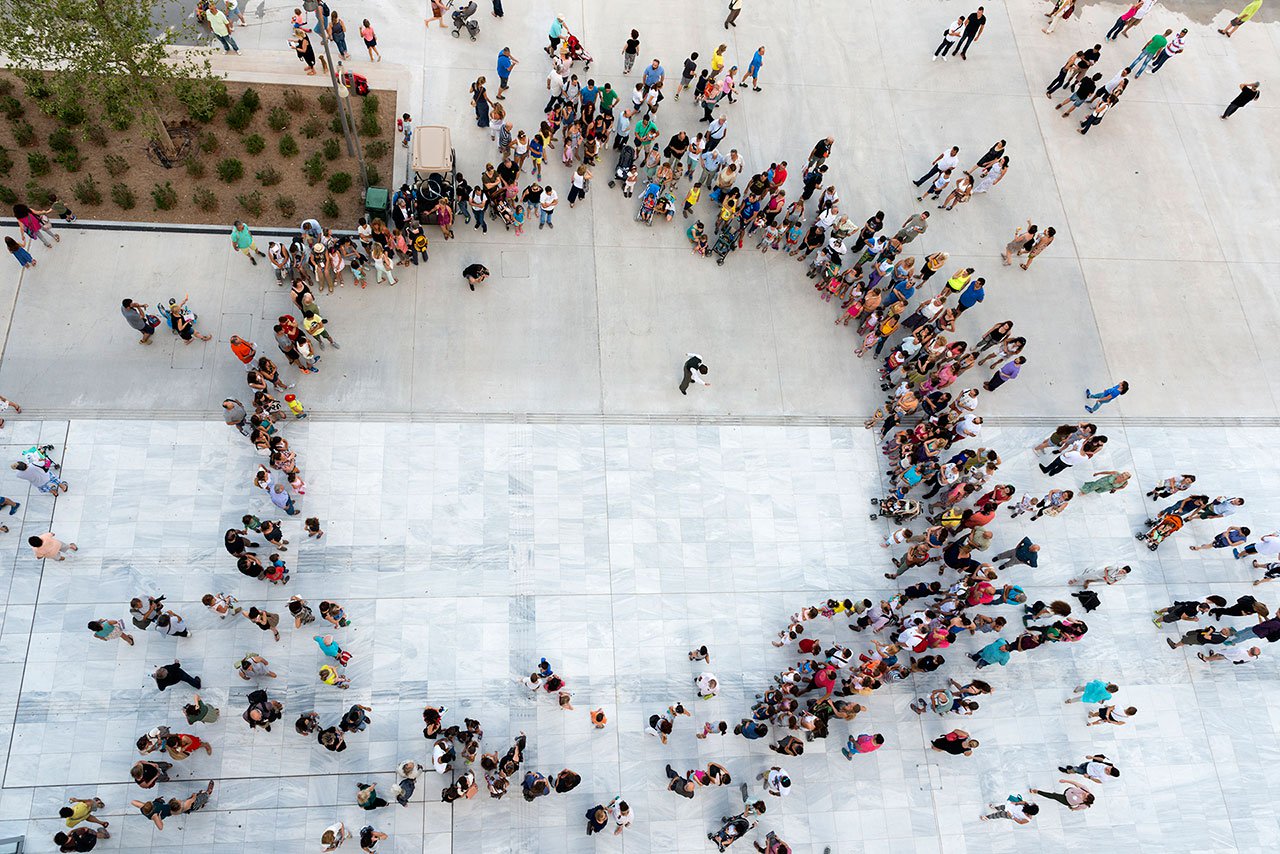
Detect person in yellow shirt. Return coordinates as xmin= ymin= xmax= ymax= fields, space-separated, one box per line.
xmin=60 ymin=796 xmax=108 ymax=829
xmin=1220 ymin=0 xmax=1263 ymax=36
xmin=710 ymin=44 xmax=727 ymax=75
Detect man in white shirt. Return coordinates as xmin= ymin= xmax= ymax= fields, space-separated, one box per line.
xmin=680 ymin=354 xmax=709 ymax=394
xmin=914 ymin=146 xmax=960 ymax=188
xmin=538 ymin=186 xmax=558 ymax=228
xmin=1120 ymin=0 xmax=1159 ymax=38
xmin=1149 ymin=28 xmax=1187 ymax=75
xmin=762 ymin=766 xmax=791 ymax=797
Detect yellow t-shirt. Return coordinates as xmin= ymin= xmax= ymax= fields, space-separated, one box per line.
xmin=65 ymin=801 xmax=92 ymax=827
xmin=712 ymin=52 xmax=725 ymax=74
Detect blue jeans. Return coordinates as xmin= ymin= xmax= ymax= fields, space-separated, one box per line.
xmin=539 ymin=208 xmax=553 ymax=226
xmin=334 ymin=33 xmax=348 ymax=56
xmin=216 ymin=33 xmax=239 ymax=52
xmin=1129 ymin=52 xmax=1154 ymax=77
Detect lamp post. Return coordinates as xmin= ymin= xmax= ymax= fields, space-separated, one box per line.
xmin=302 ymin=0 xmax=361 ymax=172
xmin=335 ymin=59 xmax=369 ymax=192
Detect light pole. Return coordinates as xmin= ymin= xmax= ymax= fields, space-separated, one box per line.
xmin=335 ymin=59 xmax=369 ymax=192
xmin=302 ymin=0 xmax=358 ymax=166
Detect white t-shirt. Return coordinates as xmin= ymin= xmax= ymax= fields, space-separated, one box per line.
xmin=1134 ymin=0 xmax=1158 ymax=18
xmin=696 ymin=672 xmax=718 ymax=696
xmin=610 ymin=803 xmax=632 ymax=827
xmin=1083 ymin=760 xmax=1111 ymax=779
xmin=540 ymin=188 xmax=559 ymax=211
xmin=766 ymin=769 xmax=791 ymax=796
xmin=936 ymin=152 xmax=959 ymax=171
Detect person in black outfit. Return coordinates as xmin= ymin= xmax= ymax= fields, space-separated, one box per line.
xmin=1222 ymin=81 xmax=1260 ymax=119
xmin=153 ymin=661 xmax=200 ymax=691
xmin=680 ymin=354 xmax=709 ymax=394
xmin=956 ymin=7 xmax=986 ymax=59
xmin=463 ymin=263 xmax=490 ymax=291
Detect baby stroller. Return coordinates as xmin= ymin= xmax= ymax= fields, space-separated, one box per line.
xmin=23 ymin=444 xmax=60 ymax=473
xmin=158 ymin=298 xmax=197 ymax=336
xmin=870 ymin=496 xmax=921 ymax=523
xmin=710 ymin=219 xmax=741 ymax=266
xmin=451 ymin=1 xmax=479 ymax=40
xmin=608 ymin=144 xmax=636 ymax=188
xmin=636 ymin=182 xmax=661 ymax=224
xmin=1136 ymin=513 xmax=1183 ymax=551
xmin=493 ymin=198 xmax=515 ymax=230
xmin=564 ymin=33 xmax=593 ymax=71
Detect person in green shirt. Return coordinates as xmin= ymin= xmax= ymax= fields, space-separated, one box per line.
xmin=599 ymin=83 xmax=620 ymax=116
xmin=1128 ymin=28 xmax=1171 ymax=77
xmin=230 ymin=220 xmax=267 ymax=266
xmin=633 ymin=117 xmax=658 ymax=147
xmin=1220 ymin=0 xmax=1263 ymax=36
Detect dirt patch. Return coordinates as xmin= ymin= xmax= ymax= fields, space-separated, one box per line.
xmin=0 ymin=70 xmax=396 ymax=226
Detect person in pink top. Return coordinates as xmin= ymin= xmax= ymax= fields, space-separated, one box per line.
xmin=842 ymin=732 xmax=884 ymax=759
xmin=13 ymin=203 xmax=57 ymax=248
xmin=359 ymin=19 xmax=381 ymax=61
xmin=29 ymin=531 xmax=77 ymax=561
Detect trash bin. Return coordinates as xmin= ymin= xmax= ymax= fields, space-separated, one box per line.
xmin=363 ymin=185 xmax=389 ymax=221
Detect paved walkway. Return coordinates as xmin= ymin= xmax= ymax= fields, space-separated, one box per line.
xmin=0 ymin=2 xmax=1278 ymax=852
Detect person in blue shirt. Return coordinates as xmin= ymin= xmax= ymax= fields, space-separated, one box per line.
xmin=642 ymin=59 xmax=665 ymax=92
xmin=579 ymin=78 xmax=599 ymax=121
xmin=743 ymin=46 xmax=766 ymax=90
xmin=955 ymin=277 xmax=985 ymax=315
xmin=1085 ymin=381 xmax=1129 ymax=412
xmin=496 ymin=48 xmax=518 ymax=99
xmin=735 ymin=719 xmax=768 ymax=739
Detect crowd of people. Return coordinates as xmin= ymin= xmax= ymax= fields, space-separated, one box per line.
xmin=6 ymin=1 xmax=1278 ymax=851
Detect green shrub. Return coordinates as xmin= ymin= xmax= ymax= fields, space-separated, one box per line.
xmin=103 ymin=154 xmax=130 ymax=177
xmin=326 ymin=171 xmax=352 ymax=194
xmin=236 ymin=189 xmax=263 ymax=217
xmin=322 ymin=136 xmax=341 ymax=161
xmin=151 ymin=181 xmax=178 ymax=210
xmin=329 ymin=116 xmax=344 ymax=136
xmin=192 ymin=186 xmax=218 ymax=212
xmin=199 ymin=132 xmax=219 ymax=153
xmin=23 ymin=181 xmax=51 ymax=207
xmin=104 ymin=97 xmax=133 ymax=131
xmin=239 ymin=87 xmax=261 ymax=113
xmin=57 ymin=100 xmax=86 ymax=126
xmin=186 ymin=158 xmax=207 ymax=179
xmin=55 ymin=149 xmax=82 ymax=172
xmin=278 ymin=133 xmax=298 ymax=157
xmin=255 ymin=165 xmax=282 ymax=187
xmin=320 ymin=196 xmax=339 ymax=218
xmin=0 ymin=146 xmax=11 ymax=176
xmin=283 ymin=88 xmax=308 ymax=112
xmin=302 ymin=152 xmax=326 ymax=185
xmin=267 ymin=106 xmax=290 ymax=132
xmin=216 ymin=157 xmax=244 ymax=182
xmin=12 ymin=120 xmax=35 ymax=146
xmin=365 ymin=139 xmax=390 ymax=161
xmin=0 ymin=78 xmax=12 ymax=98
xmin=0 ymin=184 xmax=15 ymax=205
xmin=0 ymin=97 xmax=23 ymax=120
xmin=362 ymin=92 xmax=379 ymax=117
xmin=358 ymin=111 xmax=380 ymax=138
xmin=317 ymin=90 xmax=337 ymax=112
xmin=27 ymin=152 xmax=50 ymax=176
xmin=21 ymin=74 xmax=51 ymax=103
xmin=72 ymin=174 xmax=102 ymax=206
xmin=300 ymin=116 xmax=323 ymax=139
xmin=48 ymin=127 xmax=75 ymax=152
xmin=275 ymin=194 xmax=296 ymax=218
xmin=175 ymin=78 xmax=227 ymax=123
xmin=365 ymin=165 xmax=381 ymax=187
xmin=226 ymin=102 xmax=252 ymax=132
xmin=85 ymin=124 xmax=109 ymax=147
xmin=110 ymin=182 xmax=136 ymax=209
xmin=244 ymin=133 xmax=265 ymax=154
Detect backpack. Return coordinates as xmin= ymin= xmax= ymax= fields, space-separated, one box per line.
xmin=247 ymin=689 xmax=269 ymax=704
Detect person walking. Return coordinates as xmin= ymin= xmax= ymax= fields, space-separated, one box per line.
xmin=1059 ymin=754 xmax=1120 ymax=781
xmin=1127 ymin=29 xmax=1171 ymax=77
xmin=1021 ymin=227 xmax=1055 ymax=269
xmin=1222 ymin=81 xmax=1261 ymax=118
xmin=743 ymin=47 xmax=765 ymax=91
xmin=359 ymin=18 xmax=381 ymax=61
xmin=496 ymin=47 xmax=518 ymax=99
xmin=1219 ymin=0 xmax=1263 ymax=36
xmin=934 ymin=16 xmax=966 ymax=60
xmin=915 ymin=147 xmax=960 ymax=187
xmin=153 ymin=661 xmax=201 ymax=692
xmin=1118 ymin=0 xmax=1160 ymax=38
xmin=13 ymin=460 xmax=68 ymax=496
xmin=621 ymin=30 xmax=640 ymax=74
xmin=680 ymin=353 xmax=710 ymax=395
xmin=230 ymin=221 xmax=266 ymax=265
xmin=1149 ymin=29 xmax=1187 ymax=74
xmin=992 ymin=536 xmax=1039 ymax=569
xmin=88 ymin=619 xmax=134 ymax=645
xmin=1030 ymin=780 xmax=1095 ymax=810
xmin=956 ymin=7 xmax=986 ymax=59
xmin=1085 ymin=380 xmax=1128 ymax=412
xmin=980 ymin=798 xmax=1038 ymax=824
xmin=1078 ymin=95 xmax=1114 ymax=135
xmin=1042 ymin=0 xmax=1076 ymax=35
xmin=5 ymin=236 xmax=35 ymax=270
xmin=121 ymin=299 xmax=160 ymax=345
xmin=1064 ymin=679 xmax=1117 ymax=704
xmin=725 ymin=0 xmax=743 ymax=29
